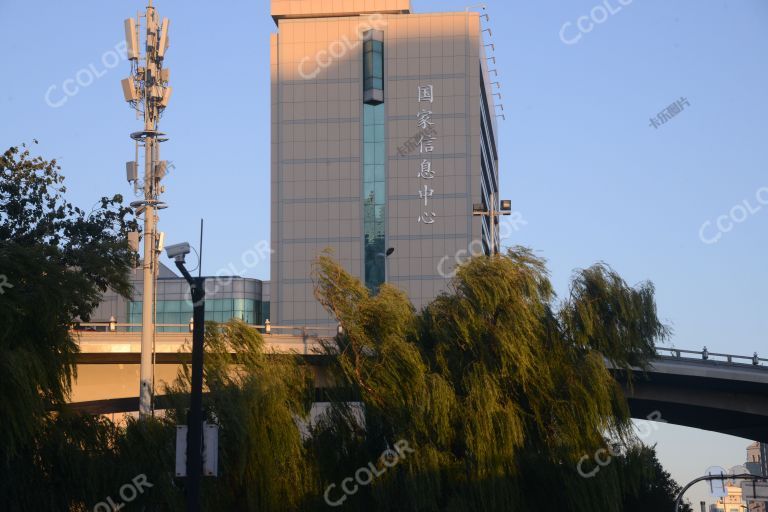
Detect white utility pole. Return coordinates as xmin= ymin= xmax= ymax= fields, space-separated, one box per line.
xmin=121 ymin=1 xmax=172 ymax=419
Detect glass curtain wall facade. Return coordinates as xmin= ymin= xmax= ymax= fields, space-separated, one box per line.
xmin=86 ymin=264 xmax=268 ymax=329
xmin=128 ymin=299 xmax=260 ymax=332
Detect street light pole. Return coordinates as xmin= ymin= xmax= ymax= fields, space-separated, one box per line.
xmin=185 ymin=278 xmax=205 ymax=512
xmin=169 ymin=247 xmax=205 ymax=512
xmin=674 ymin=473 xmax=763 ymax=511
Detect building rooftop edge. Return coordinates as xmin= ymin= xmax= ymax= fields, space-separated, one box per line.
xmin=271 ymin=0 xmax=411 ymax=23
xmin=154 ymin=276 xmax=268 ymax=282
xmin=272 ymin=10 xmax=410 ymax=23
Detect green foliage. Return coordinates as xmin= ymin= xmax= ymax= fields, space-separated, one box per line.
xmin=1 ymin=319 xmax=319 ymax=511
xmin=0 ymin=197 xmax=680 ymax=512
xmin=618 ymin=445 xmax=693 ymax=512
xmin=0 ymin=143 xmax=137 ymax=461
xmin=162 ymin=319 xmax=318 ymax=511
xmin=310 ymin=247 xmax=671 ymax=511
xmin=1 ymin=413 xmax=178 ymax=512
xmin=562 ymin=263 xmax=669 ymax=372
xmin=1 ymin=412 xmax=119 ymax=511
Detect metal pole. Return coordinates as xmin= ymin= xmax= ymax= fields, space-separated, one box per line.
xmin=151 ymin=140 xmax=161 ymax=416
xmin=674 ymin=474 xmax=760 ymax=512
xmin=139 ymin=4 xmax=157 ymax=419
xmin=139 ymin=126 xmax=155 ymax=410
xmin=490 ymin=191 xmax=496 ymax=254
xmin=762 ymin=442 xmax=768 ymax=478
xmin=177 ymin=262 xmax=205 ymax=512
xmin=198 ymin=219 xmax=204 ymax=278
xmin=139 ymin=195 xmax=154 ymax=418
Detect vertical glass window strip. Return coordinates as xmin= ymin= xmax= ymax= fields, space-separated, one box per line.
xmin=363 ymin=102 xmax=386 ymax=292
xmin=128 ymin=302 xmax=142 ymax=332
xmin=363 ymin=31 xmax=384 ymax=105
xmin=260 ymin=301 xmax=270 ymax=325
xmin=362 ymin=29 xmax=386 ymax=292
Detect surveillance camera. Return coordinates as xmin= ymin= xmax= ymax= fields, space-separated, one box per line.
xmin=165 ymin=242 xmax=190 ymax=262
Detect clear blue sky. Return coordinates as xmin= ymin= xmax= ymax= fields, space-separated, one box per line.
xmin=1 ymin=0 xmax=766 ymax=505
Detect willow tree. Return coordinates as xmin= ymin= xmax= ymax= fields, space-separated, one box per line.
xmin=2 ymin=317 xmax=319 ymax=511
xmin=2 ymin=225 xmax=675 ymax=510
xmin=311 ymin=247 xmax=669 ymax=511
xmin=0 ymin=143 xmax=136 ymax=462
xmin=0 ymin=143 xmax=140 ymax=510
xmin=162 ymin=319 xmax=318 ymax=511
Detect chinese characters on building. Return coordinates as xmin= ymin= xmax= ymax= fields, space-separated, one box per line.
xmin=417 ymin=84 xmax=437 ymax=225
xmin=396 ymin=126 xmax=437 ymax=157
xmin=649 ymin=96 xmax=691 ymax=129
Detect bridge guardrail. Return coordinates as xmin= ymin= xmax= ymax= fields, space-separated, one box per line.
xmin=71 ymin=322 xmax=765 ymax=367
xmin=656 ymin=347 xmax=766 ymax=366
xmin=70 ymin=321 xmax=340 ymax=338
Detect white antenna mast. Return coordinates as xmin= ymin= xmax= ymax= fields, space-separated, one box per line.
xmin=122 ymin=1 xmax=172 ymax=419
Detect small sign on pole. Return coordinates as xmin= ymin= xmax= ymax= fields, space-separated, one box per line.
xmin=175 ymin=425 xmax=188 ymax=477
xmin=175 ymin=423 xmax=218 ymax=478
xmin=742 ymin=481 xmax=768 ymax=501
xmin=203 ymin=423 xmax=219 ymax=477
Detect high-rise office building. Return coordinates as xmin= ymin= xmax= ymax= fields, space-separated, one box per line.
xmin=270 ymin=0 xmax=501 ymax=325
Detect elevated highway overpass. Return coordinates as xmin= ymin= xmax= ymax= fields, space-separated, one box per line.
xmin=68 ymin=323 xmax=768 ymax=441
